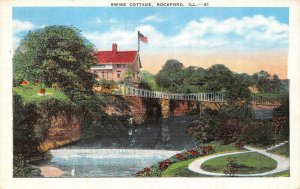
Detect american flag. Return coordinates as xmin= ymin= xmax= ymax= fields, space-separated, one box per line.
xmin=138 ymin=32 xmax=148 ymax=43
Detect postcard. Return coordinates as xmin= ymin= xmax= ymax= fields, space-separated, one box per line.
xmin=0 ymin=0 xmax=300 ymax=189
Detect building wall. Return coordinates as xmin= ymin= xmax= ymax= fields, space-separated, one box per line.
xmin=92 ymin=62 xmax=140 ymax=83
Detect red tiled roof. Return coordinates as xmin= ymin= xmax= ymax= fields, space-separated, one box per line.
xmin=95 ymin=50 xmax=137 ymax=64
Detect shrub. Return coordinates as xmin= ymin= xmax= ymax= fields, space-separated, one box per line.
xmin=187 ymin=109 xmax=219 ymax=143
xmin=135 ymin=145 xmax=213 ymax=177
xmin=13 ymin=154 xmax=29 ymax=177
xmin=223 ymin=157 xmax=238 ymax=176
xmin=235 ymin=139 xmax=245 ymax=150
xmin=216 ymin=119 xmax=243 ymax=144
xmin=242 ymin=120 xmax=274 ymax=146
xmin=273 ymin=94 xmax=289 ymax=141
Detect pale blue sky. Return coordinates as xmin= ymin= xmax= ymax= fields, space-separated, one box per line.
xmin=12 ymin=7 xmax=289 ymax=78
xmin=13 ymin=7 xmax=289 ymax=52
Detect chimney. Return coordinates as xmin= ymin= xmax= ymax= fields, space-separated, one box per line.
xmin=112 ymin=43 xmax=117 ymax=53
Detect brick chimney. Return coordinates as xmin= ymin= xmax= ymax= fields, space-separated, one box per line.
xmin=112 ymin=43 xmax=117 ymax=53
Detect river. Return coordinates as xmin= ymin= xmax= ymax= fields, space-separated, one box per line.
xmin=41 ymin=116 xmax=197 ymax=177
xmin=43 ymin=148 xmax=179 ymax=177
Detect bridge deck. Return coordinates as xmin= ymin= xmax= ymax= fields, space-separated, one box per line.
xmin=109 ymin=85 xmax=281 ymax=106
xmin=114 ymin=85 xmax=224 ymax=102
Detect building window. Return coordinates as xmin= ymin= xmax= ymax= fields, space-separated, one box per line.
xmin=133 ymin=73 xmax=135 ymax=79
xmin=117 ymin=71 xmax=121 ymax=78
xmin=102 ymin=72 xmax=105 ymax=79
xmin=117 ymin=64 xmax=122 ymax=68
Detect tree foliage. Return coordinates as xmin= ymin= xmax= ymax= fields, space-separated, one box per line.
xmin=155 ymin=61 xmax=251 ymax=106
xmin=273 ymin=93 xmax=289 ymax=140
xmin=13 ymin=93 xmax=41 ymax=159
xmin=13 ymin=25 xmax=97 ymax=100
xmin=155 ymin=59 xmax=185 ymax=92
xmin=139 ymin=70 xmax=160 ymax=91
xmin=252 ymin=71 xmax=284 ymax=93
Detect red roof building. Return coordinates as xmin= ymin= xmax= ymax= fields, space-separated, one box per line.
xmin=92 ymin=43 xmax=142 ymax=82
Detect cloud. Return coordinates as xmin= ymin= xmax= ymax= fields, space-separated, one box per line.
xmin=13 ymin=19 xmax=36 ymax=34
xmin=94 ymin=17 xmax=118 ymax=25
xmin=95 ymin=17 xmax=103 ymax=24
xmin=83 ymin=30 xmax=136 ymax=50
xmin=13 ymin=19 xmax=37 ymax=51
xmin=13 ymin=37 xmax=21 ymax=51
xmin=84 ymin=15 xmax=288 ymax=53
xmin=109 ymin=18 xmax=118 ymax=24
xmin=141 ymin=15 xmax=167 ymax=23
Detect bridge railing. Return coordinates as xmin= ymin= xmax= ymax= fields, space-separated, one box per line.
xmin=114 ymin=85 xmax=225 ymax=102
xmin=251 ymin=94 xmax=281 ymax=106
xmin=110 ymin=85 xmax=282 ymax=105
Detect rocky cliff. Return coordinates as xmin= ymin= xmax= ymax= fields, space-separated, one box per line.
xmin=40 ymin=96 xmax=219 ymax=150
xmin=40 ymin=115 xmax=81 ymax=151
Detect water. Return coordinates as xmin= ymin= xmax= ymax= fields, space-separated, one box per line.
xmin=48 ymin=149 xmax=179 ymax=177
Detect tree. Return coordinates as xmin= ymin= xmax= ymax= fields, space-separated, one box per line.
xmin=13 ymin=93 xmax=41 ymax=159
xmin=273 ymin=93 xmax=289 ymax=140
xmin=139 ymin=70 xmax=160 ymax=91
xmin=181 ymin=66 xmax=206 ymax=93
xmin=13 ymin=26 xmax=105 ymax=132
xmin=155 ymin=59 xmax=185 ymax=92
xmin=13 ymin=26 xmax=97 ymax=100
xmin=252 ymin=70 xmax=271 ymax=93
xmin=203 ymin=64 xmax=251 ymax=106
xmin=225 ymin=74 xmax=251 ymax=105
xmin=271 ymin=74 xmax=283 ymax=94
xmin=203 ymin=64 xmax=233 ymax=92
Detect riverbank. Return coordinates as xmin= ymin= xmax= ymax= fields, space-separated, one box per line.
xmin=39 ymin=166 xmax=67 ymax=177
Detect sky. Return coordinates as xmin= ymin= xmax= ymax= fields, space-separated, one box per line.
xmin=13 ymin=7 xmax=289 ymax=78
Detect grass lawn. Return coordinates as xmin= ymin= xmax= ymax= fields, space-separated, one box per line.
xmin=267 ymin=143 xmax=289 ymax=157
xmin=14 ymin=84 xmax=69 ymax=103
xmin=161 ymin=141 xmax=246 ymax=177
xmin=208 ymin=141 xmax=247 ymax=154
xmin=251 ymin=92 xmax=285 ymax=100
xmin=201 ymin=152 xmax=277 ymax=174
xmin=162 ymin=158 xmax=205 ymax=177
xmin=265 ymin=170 xmax=289 ymax=177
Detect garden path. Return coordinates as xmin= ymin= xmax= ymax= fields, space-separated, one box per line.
xmin=188 ymin=142 xmax=289 ymax=177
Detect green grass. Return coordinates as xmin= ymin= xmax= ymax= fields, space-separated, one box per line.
xmin=201 ymin=152 xmax=277 ymax=174
xmin=161 ymin=141 xmax=245 ymax=177
xmin=208 ymin=141 xmax=247 ymax=154
xmin=251 ymin=92 xmax=284 ymax=100
xmin=162 ymin=158 xmax=202 ymax=177
xmin=265 ymin=170 xmax=289 ymax=177
xmin=14 ymin=84 xmax=69 ymax=104
xmin=267 ymin=143 xmax=289 ymax=157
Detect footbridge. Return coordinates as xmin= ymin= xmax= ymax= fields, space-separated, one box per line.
xmin=111 ymin=85 xmax=281 ymax=106
xmin=114 ymin=85 xmax=225 ymax=102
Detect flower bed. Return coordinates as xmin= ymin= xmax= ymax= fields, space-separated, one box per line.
xmin=135 ymin=145 xmax=213 ymax=177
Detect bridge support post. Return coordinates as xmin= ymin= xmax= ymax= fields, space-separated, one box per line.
xmin=159 ymin=99 xmax=170 ymax=118
xmin=199 ymin=101 xmax=202 ymax=117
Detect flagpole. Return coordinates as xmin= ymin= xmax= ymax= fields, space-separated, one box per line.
xmin=138 ymin=31 xmax=140 ymax=52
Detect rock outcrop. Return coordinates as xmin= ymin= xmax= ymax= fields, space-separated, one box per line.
xmin=40 ymin=115 xmax=80 ymax=151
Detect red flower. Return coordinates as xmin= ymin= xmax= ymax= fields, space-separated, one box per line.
xmin=20 ymin=80 xmax=29 ymax=85
xmin=144 ymin=167 xmax=151 ymax=172
xmin=159 ymin=162 xmax=166 ymax=170
xmin=175 ymin=153 xmax=183 ymax=160
xmin=165 ymin=159 xmax=170 ymax=165
xmin=200 ymin=145 xmax=213 ymax=154
xmin=188 ymin=150 xmax=199 ymax=156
